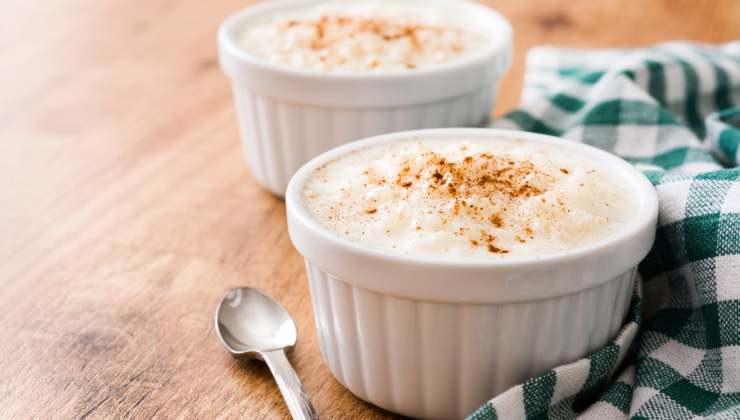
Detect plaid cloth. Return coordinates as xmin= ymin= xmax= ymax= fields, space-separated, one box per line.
xmin=469 ymin=42 xmax=740 ymax=419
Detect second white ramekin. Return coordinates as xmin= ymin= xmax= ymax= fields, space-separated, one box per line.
xmin=218 ymin=0 xmax=512 ymax=196
xmin=286 ymin=129 xmax=659 ymax=419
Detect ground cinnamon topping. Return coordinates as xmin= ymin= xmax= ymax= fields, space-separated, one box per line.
xmin=395 ymin=150 xmax=550 ymax=201
xmin=242 ymin=2 xmax=487 ymax=73
xmin=303 ymin=138 xmax=635 ymax=260
xmin=524 ymin=226 xmax=534 ymax=238
xmin=357 ymin=148 xmax=558 ymax=252
xmin=281 ymin=14 xmax=468 ymax=60
xmin=489 ymin=214 xmax=504 ymax=228
xmin=487 ymin=244 xmax=509 ymax=254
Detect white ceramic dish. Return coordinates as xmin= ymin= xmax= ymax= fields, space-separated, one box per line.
xmin=286 ymin=128 xmax=659 ymax=419
xmin=218 ymin=0 xmax=512 ymax=196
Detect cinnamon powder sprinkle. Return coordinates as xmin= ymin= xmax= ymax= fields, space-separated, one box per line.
xmin=488 ymin=244 xmax=509 ymax=254
xmin=395 ymin=150 xmax=549 ymax=201
xmin=303 ymin=138 xmax=633 ymax=260
xmin=380 ymin=149 xmax=554 ymax=252
xmin=284 ymin=15 xmax=465 ymax=63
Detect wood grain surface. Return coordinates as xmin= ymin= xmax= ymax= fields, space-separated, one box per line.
xmin=2 ymin=0 xmax=738 ymax=418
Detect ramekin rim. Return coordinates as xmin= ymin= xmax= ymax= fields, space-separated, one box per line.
xmin=286 ymin=128 xmax=659 ymax=270
xmin=217 ymin=0 xmax=513 ymax=82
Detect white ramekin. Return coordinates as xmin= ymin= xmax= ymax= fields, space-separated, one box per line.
xmin=286 ymin=129 xmax=659 ymax=419
xmin=218 ymin=0 xmax=512 ymax=196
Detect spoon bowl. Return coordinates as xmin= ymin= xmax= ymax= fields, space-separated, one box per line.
xmin=215 ymin=287 xmax=297 ymax=356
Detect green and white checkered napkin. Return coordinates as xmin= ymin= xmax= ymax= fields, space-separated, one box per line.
xmin=470 ymin=42 xmax=740 ymax=419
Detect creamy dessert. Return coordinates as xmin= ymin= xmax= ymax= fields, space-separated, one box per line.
xmin=303 ymin=137 xmax=637 ymax=260
xmin=240 ymin=1 xmax=488 ymax=73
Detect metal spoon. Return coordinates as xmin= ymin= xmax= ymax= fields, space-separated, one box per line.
xmin=215 ymin=287 xmax=318 ymax=420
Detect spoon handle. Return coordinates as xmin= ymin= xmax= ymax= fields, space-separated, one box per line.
xmin=262 ymin=349 xmax=319 ymax=420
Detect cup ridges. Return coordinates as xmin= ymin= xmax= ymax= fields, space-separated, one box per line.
xmin=305 ymin=262 xmax=636 ymax=419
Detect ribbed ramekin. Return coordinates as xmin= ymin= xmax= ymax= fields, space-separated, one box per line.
xmin=218 ymin=0 xmax=512 ymax=196
xmin=286 ymin=129 xmax=658 ymax=419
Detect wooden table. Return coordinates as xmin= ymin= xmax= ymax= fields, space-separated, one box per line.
xmin=2 ymin=1 xmax=738 ymax=418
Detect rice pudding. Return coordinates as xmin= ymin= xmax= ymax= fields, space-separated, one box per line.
xmin=303 ymin=136 xmax=637 ymax=260
xmin=239 ymin=1 xmax=489 ymax=73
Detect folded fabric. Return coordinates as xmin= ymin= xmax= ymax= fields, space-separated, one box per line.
xmin=470 ymin=42 xmax=740 ymax=419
